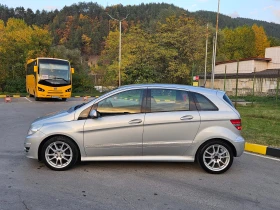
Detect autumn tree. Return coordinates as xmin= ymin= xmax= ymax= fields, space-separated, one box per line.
xmin=252 ymin=24 xmax=270 ymax=57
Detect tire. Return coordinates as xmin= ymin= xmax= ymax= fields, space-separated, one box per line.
xmin=42 ymin=136 xmax=79 ymax=171
xmin=34 ymin=92 xmax=39 ymax=101
xmin=197 ymin=140 xmax=233 ymax=174
xmin=28 ymin=89 xmax=34 ymax=97
xmin=61 ymin=98 xmax=67 ymax=101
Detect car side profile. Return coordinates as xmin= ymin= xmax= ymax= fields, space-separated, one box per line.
xmin=24 ymin=84 xmax=245 ymax=174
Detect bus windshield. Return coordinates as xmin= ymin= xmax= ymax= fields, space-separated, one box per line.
xmin=38 ymin=60 xmax=70 ymax=85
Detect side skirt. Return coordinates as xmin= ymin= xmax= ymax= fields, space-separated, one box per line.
xmin=81 ymin=156 xmax=195 ymax=162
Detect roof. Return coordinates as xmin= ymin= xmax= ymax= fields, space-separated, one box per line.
xmin=27 ymin=57 xmax=69 ymax=64
xmin=216 ymin=57 xmax=272 ymax=65
xmin=200 ymin=69 xmax=280 ymax=79
xmin=119 ymin=83 xmax=222 ymax=95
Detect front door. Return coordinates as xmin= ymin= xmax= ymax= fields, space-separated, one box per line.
xmin=84 ymin=89 xmax=146 ymax=157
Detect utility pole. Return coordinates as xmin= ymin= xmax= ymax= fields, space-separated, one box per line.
xmin=211 ymin=36 xmax=215 ymax=88
xmin=204 ymin=23 xmax=209 ymax=87
xmin=107 ymin=13 xmax=129 ymax=87
xmin=211 ymin=0 xmax=220 ymax=89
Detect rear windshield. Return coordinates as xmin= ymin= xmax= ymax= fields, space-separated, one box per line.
xmin=223 ymin=94 xmax=234 ymax=107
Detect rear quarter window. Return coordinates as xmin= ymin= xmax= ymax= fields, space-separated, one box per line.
xmin=193 ymin=92 xmax=218 ymax=111
xmin=223 ymin=94 xmax=234 ymax=107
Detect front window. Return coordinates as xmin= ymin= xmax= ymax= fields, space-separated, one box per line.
xmin=38 ymin=59 xmax=70 ymax=86
xmin=97 ymin=89 xmax=144 ymax=116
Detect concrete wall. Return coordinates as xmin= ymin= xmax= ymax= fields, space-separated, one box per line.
xmin=265 ymin=47 xmax=280 ymax=64
xmin=215 ymin=60 xmax=254 ymax=74
xmin=215 ymin=60 xmax=269 ymax=74
xmin=265 ymin=47 xmax=280 ymax=69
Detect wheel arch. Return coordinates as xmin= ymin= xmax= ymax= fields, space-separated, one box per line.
xmin=195 ymin=138 xmax=237 ymax=161
xmin=38 ymin=134 xmax=81 ymax=161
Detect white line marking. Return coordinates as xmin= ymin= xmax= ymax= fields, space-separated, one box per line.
xmin=244 ymin=152 xmax=280 ymax=162
xmin=24 ymin=97 xmax=32 ymax=102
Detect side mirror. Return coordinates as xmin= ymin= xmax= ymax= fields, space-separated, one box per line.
xmin=71 ymin=68 xmax=75 ymax=74
xmin=34 ymin=66 xmax=38 ymax=73
xmin=89 ymin=109 xmax=100 ymax=119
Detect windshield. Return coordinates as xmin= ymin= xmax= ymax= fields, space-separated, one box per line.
xmin=38 ymin=59 xmax=70 ymax=86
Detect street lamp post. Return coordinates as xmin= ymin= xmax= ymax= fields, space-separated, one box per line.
xmin=107 ymin=14 xmax=129 ymax=87
xmin=211 ymin=0 xmax=220 ymax=89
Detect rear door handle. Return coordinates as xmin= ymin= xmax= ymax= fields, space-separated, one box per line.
xmin=180 ymin=115 xmax=193 ymax=120
xmin=128 ymin=119 xmax=142 ymax=124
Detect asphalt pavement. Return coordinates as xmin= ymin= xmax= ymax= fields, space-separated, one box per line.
xmin=0 ymin=98 xmax=279 ymax=210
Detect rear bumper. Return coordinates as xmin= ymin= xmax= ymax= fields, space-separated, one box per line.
xmin=232 ymin=136 xmax=245 ymax=157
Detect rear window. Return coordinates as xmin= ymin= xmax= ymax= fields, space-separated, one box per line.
xmin=223 ymin=94 xmax=234 ymax=107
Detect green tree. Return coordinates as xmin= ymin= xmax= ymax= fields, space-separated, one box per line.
xmin=0 ymin=18 xmax=52 ymax=92
xmin=220 ymin=26 xmax=256 ymax=60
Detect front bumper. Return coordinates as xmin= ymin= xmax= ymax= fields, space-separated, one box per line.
xmin=24 ymin=131 xmax=46 ymax=159
xmin=37 ymin=92 xmax=71 ymax=98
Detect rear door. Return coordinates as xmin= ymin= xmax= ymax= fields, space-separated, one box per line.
xmin=143 ymin=88 xmax=201 ymax=156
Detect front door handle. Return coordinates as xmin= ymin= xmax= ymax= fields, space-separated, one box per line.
xmin=180 ymin=115 xmax=193 ymax=120
xmin=128 ymin=119 xmax=142 ymax=124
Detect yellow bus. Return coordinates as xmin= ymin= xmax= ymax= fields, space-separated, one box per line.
xmin=26 ymin=58 xmax=74 ymax=101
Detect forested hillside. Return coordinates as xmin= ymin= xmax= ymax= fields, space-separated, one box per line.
xmin=193 ymin=11 xmax=280 ymax=39
xmin=0 ymin=2 xmax=279 ymax=92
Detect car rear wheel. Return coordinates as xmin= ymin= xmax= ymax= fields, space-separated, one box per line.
xmin=197 ymin=140 xmax=233 ymax=174
xmin=61 ymin=98 xmax=67 ymax=101
xmin=42 ymin=136 xmax=78 ymax=171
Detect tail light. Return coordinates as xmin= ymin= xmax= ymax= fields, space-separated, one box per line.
xmin=230 ymin=119 xmax=242 ymax=130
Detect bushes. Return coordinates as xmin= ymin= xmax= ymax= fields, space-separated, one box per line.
xmin=3 ymin=77 xmax=26 ymax=93
xmin=72 ymin=72 xmax=96 ymax=93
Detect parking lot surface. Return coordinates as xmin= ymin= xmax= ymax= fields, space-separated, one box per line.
xmin=0 ymin=98 xmax=280 ymax=210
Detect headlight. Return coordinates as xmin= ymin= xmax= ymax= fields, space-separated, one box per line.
xmin=38 ymin=87 xmax=45 ymax=92
xmin=27 ymin=124 xmax=43 ymax=135
xmin=65 ymin=88 xmax=71 ymax=92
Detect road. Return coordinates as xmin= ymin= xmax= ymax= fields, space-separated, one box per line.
xmin=0 ymin=97 xmax=279 ymax=210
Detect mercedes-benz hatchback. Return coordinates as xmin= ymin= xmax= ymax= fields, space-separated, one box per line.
xmin=25 ymin=84 xmax=244 ymax=174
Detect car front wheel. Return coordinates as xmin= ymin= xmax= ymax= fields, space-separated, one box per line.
xmin=42 ymin=136 xmax=78 ymax=171
xmin=197 ymin=140 xmax=233 ymax=174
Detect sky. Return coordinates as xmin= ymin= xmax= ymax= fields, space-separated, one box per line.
xmin=2 ymin=0 xmax=280 ymax=24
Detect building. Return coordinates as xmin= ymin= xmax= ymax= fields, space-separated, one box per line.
xmin=201 ymin=47 xmax=280 ymax=96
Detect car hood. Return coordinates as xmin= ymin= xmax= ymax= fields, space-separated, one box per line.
xmin=32 ymin=109 xmax=75 ymax=126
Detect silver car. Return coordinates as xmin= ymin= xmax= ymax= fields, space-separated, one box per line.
xmin=24 ymin=84 xmax=244 ymax=174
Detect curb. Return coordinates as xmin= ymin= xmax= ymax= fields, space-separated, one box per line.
xmin=0 ymin=95 xmax=27 ymax=98
xmin=245 ymin=142 xmax=280 ymax=158
xmin=74 ymin=96 xmax=99 ymax=98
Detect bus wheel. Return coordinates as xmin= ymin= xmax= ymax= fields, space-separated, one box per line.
xmin=34 ymin=93 xmax=39 ymax=101
xmin=61 ymin=98 xmax=67 ymax=101
xmin=28 ymin=90 xmax=34 ymax=97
